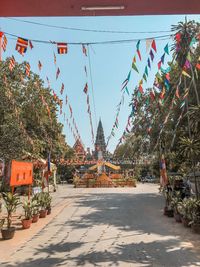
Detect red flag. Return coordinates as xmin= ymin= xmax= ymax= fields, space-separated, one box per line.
xmin=137 ymin=49 xmax=142 ymax=61
xmin=25 ymin=63 xmax=30 ymax=76
xmin=60 ymin=83 xmax=64 ymax=94
xmin=151 ymin=39 xmax=157 ymax=52
xmin=29 ymin=40 xmax=33 ymax=49
xmin=38 ymin=60 xmax=42 ymax=71
xmin=9 ymin=56 xmax=15 ymax=71
xmin=57 ymin=43 xmax=68 ymax=54
xmin=138 ymin=85 xmax=144 ymax=94
xmin=2 ymin=34 xmax=7 ymax=52
xmin=16 ymin=37 xmax=28 ymax=55
xmin=158 ymin=61 xmax=162 ymax=70
xmin=82 ymin=44 xmax=87 ymax=56
xmin=83 ymin=83 xmax=88 ymax=94
xmin=56 ymin=67 xmax=60 ymax=80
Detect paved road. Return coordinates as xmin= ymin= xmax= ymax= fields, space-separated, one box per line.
xmin=1 ymin=184 xmax=200 ymax=267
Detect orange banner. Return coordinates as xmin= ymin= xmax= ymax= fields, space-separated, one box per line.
xmin=10 ymin=160 xmax=33 ymax=186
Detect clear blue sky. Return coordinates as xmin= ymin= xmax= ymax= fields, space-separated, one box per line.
xmin=0 ymin=15 xmax=199 ymax=153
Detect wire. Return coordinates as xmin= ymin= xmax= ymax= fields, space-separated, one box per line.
xmin=4 ymin=31 xmax=172 ymax=45
xmin=5 ymin=17 xmax=174 ymax=35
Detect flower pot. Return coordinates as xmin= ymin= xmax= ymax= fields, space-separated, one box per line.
xmin=1 ymin=227 xmax=15 ymax=240
xmin=191 ymin=223 xmax=200 ymax=234
xmin=47 ymin=207 xmax=51 ymax=215
xmin=181 ymin=217 xmax=191 ymax=227
xmin=22 ymin=219 xmax=32 ymax=229
xmin=32 ymin=214 xmax=39 ymax=223
xmin=174 ymin=212 xmax=182 ymax=223
xmin=39 ymin=209 xmax=47 ymax=218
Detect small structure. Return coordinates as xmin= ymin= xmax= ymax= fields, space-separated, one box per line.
xmin=73 ymin=140 xmax=86 ymax=161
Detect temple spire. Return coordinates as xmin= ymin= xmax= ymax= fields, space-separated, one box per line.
xmin=94 ymin=119 xmax=106 ymax=159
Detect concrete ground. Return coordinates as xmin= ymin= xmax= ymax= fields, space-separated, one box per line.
xmin=1 ymin=183 xmax=200 ymax=267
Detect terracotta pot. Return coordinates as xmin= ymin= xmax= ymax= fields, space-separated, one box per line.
xmin=39 ymin=209 xmax=47 ymax=218
xmin=1 ymin=227 xmax=15 ymax=240
xmin=174 ymin=212 xmax=182 ymax=223
xmin=32 ymin=214 xmax=39 ymax=223
xmin=191 ymin=223 xmax=200 ymax=234
xmin=22 ymin=219 xmax=32 ymax=229
xmin=181 ymin=217 xmax=191 ymax=227
xmin=47 ymin=208 xmax=51 ymax=215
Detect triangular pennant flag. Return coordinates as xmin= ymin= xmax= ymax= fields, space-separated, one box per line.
xmin=38 ymin=60 xmax=42 ymax=71
xmin=150 ymin=50 xmax=154 ymax=61
xmin=84 ymin=66 xmax=87 ymax=76
xmin=151 ymin=40 xmax=157 ymax=52
xmin=60 ymin=83 xmax=64 ymax=94
xmin=161 ymin=53 xmax=165 ymax=64
xmin=182 ymin=70 xmax=191 ymax=78
xmin=138 ymin=85 xmax=144 ymax=94
xmin=147 ymin=58 xmax=151 ymax=69
xmin=145 ymin=66 xmax=148 ymax=76
xmin=143 ymin=73 xmax=147 ymax=82
xmin=9 ymin=56 xmax=15 ymax=71
xmin=56 ymin=67 xmax=60 ymax=79
xmin=54 ymin=52 xmax=57 ymax=65
xmin=137 ymin=49 xmax=142 ymax=61
xmin=16 ymin=37 xmax=28 ymax=55
xmin=146 ymin=39 xmax=153 ymax=52
xmin=125 ymin=86 xmax=129 ymax=95
xmin=83 ymin=83 xmax=88 ymax=94
xmin=158 ymin=61 xmax=162 ymax=70
xmin=164 ymin=43 xmax=169 ymax=55
xmin=150 ymin=89 xmax=155 ymax=101
xmin=29 ymin=40 xmax=33 ymax=49
xmin=180 ymin=101 xmax=186 ymax=108
xmin=132 ymin=62 xmax=139 ymax=73
xmin=136 ymin=40 xmax=140 ymax=50
xmin=82 ymin=44 xmax=87 ymax=56
xmin=127 ymin=70 xmax=131 ymax=81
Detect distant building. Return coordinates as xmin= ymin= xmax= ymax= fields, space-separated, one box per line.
xmin=73 ymin=140 xmax=85 ymax=161
xmin=94 ymin=119 xmax=106 ymax=160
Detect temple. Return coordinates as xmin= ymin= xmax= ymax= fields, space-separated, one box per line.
xmin=94 ymin=119 xmax=106 ymax=160
xmin=73 ymin=139 xmax=86 ymax=161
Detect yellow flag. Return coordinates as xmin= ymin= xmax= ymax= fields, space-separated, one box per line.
xmin=182 ymin=70 xmax=191 ymax=78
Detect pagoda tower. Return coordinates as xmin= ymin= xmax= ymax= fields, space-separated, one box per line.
xmin=73 ymin=139 xmax=85 ymax=161
xmin=94 ymin=119 xmax=106 ymax=160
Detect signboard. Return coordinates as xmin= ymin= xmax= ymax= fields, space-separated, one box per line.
xmin=10 ymin=160 xmax=33 ymax=186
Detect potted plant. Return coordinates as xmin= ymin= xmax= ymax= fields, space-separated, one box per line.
xmin=21 ymin=200 xmax=33 ymax=229
xmin=190 ymin=200 xmax=200 ymax=234
xmin=31 ymin=200 xmax=40 ymax=223
xmin=171 ymin=193 xmax=182 ymax=222
xmin=37 ymin=192 xmax=48 ymax=218
xmin=0 ymin=192 xmax=20 ymax=240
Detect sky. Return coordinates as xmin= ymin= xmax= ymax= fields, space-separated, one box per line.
xmin=0 ymin=15 xmax=199 ymax=153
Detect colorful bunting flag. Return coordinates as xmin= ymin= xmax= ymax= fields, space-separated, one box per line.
xmin=16 ymin=37 xmax=28 ymax=55
xmin=25 ymin=63 xmax=30 ymax=76
xmin=54 ymin=52 xmax=57 ymax=65
xmin=132 ymin=62 xmax=139 ymax=73
xmin=161 ymin=53 xmax=165 ymax=64
xmin=60 ymin=83 xmax=64 ymax=94
xmin=9 ymin=56 xmax=15 ymax=71
xmin=2 ymin=34 xmax=7 ymax=52
xmin=138 ymin=85 xmax=144 ymax=94
xmin=158 ymin=61 xmax=162 ymax=70
xmin=175 ymin=87 xmax=180 ymax=99
xmin=82 ymin=44 xmax=87 ymax=56
xmin=29 ymin=40 xmax=33 ymax=49
xmin=150 ymin=89 xmax=155 ymax=101
xmin=57 ymin=43 xmax=68 ymax=54
xmin=143 ymin=73 xmax=147 ymax=82
xmin=83 ymin=83 xmax=88 ymax=94
xmin=147 ymin=58 xmax=151 ymax=69
xmin=38 ymin=60 xmax=42 ymax=71
xmin=145 ymin=66 xmax=148 ymax=76
xmin=66 ymin=95 xmax=68 ymax=104
xmin=146 ymin=39 xmax=153 ymax=52
xmin=150 ymin=50 xmax=154 ymax=61
xmin=164 ymin=44 xmax=169 ymax=55
xmin=196 ymin=63 xmax=200 ymax=70
xmin=151 ymin=39 xmax=157 ymax=52
xmin=84 ymin=66 xmax=87 ymax=76
xmin=56 ymin=67 xmax=60 ymax=79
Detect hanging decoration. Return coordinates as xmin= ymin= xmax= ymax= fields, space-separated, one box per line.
xmin=2 ymin=34 xmax=7 ymax=52
xmin=9 ymin=56 xmax=15 ymax=71
xmin=57 ymin=42 xmax=68 ymax=54
xmin=15 ymin=37 xmax=29 ymax=55
xmin=25 ymin=62 xmax=30 ymax=76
